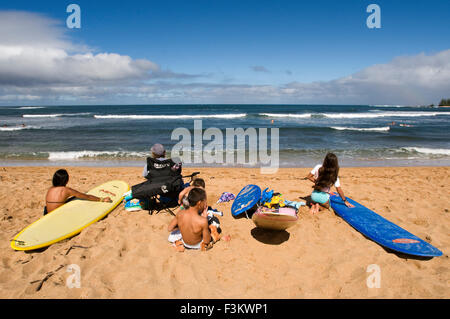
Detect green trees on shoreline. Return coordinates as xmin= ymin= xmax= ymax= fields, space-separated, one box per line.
xmin=439 ymin=98 xmax=450 ymax=106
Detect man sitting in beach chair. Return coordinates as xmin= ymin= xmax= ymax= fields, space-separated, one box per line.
xmin=124 ymin=143 xmax=183 ymax=214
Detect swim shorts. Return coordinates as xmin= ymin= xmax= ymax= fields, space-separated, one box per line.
xmin=311 ymin=190 xmax=330 ymax=204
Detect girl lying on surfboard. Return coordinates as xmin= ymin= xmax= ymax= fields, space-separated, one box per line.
xmin=305 ymin=153 xmax=354 ymax=214
xmin=44 ymin=169 xmax=112 ymax=215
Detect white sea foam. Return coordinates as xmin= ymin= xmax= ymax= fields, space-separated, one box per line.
xmin=18 ymin=106 xmax=45 ymax=110
xmin=22 ymin=114 xmax=62 ymax=118
xmin=259 ymin=113 xmax=312 ymax=118
xmin=331 ymin=126 xmax=390 ymax=132
xmin=94 ymin=113 xmax=247 ymax=119
xmin=322 ymin=111 xmax=450 ymax=119
xmin=403 ymin=147 xmax=450 ymax=156
xmin=0 ymin=125 xmax=40 ymax=131
xmin=260 ymin=111 xmax=450 ymax=119
xmin=47 ymin=151 xmax=147 ymax=160
xmin=22 ymin=113 xmax=91 ymax=118
xmin=371 ymin=104 xmax=434 ymax=108
xmin=371 ymin=105 xmax=409 ymax=108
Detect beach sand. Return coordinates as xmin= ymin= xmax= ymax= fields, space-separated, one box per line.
xmin=0 ymin=166 xmax=449 ymax=298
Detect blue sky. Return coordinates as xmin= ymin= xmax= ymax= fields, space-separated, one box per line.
xmin=0 ymin=0 xmax=449 ymax=105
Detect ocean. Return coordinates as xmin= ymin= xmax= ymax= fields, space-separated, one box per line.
xmin=1 ymin=104 xmax=449 ymax=168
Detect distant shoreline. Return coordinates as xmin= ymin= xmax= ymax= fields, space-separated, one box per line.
xmin=1 ymin=162 xmax=450 ymax=169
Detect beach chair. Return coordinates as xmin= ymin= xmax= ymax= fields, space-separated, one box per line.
xmin=147 ymin=172 xmax=200 ymax=216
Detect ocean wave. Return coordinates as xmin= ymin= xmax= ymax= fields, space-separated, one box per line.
xmin=47 ymin=151 xmax=147 ymax=160
xmin=369 ymin=104 xmax=408 ymax=107
xmin=331 ymin=126 xmax=390 ymax=132
xmin=259 ymin=113 xmax=312 ymax=118
xmin=2 ymin=146 xmax=450 ymax=163
xmin=260 ymin=111 xmax=450 ymax=119
xmin=94 ymin=113 xmax=247 ymax=119
xmin=371 ymin=105 xmax=436 ymax=108
xmin=23 ymin=114 xmax=62 ymax=118
xmin=18 ymin=106 xmax=45 ymax=110
xmin=322 ymin=111 xmax=450 ymax=119
xmin=22 ymin=113 xmax=91 ymax=118
xmin=370 ymin=105 xmax=411 ymax=108
xmin=275 ymin=147 xmax=450 ymax=158
xmin=0 ymin=125 xmax=41 ymax=132
xmin=402 ymin=147 xmax=450 ymax=156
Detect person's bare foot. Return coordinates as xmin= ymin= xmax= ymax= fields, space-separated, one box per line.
xmin=201 ymin=242 xmax=213 ymax=251
xmin=209 ymin=225 xmax=221 ymax=242
xmin=174 ymin=240 xmax=185 ymax=252
xmin=310 ymin=203 xmax=319 ymax=214
xmin=314 ymin=203 xmax=320 ymax=214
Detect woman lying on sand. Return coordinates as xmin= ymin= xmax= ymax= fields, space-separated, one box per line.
xmin=44 ymin=169 xmax=112 ymax=215
xmin=305 ymin=153 xmax=354 ymax=214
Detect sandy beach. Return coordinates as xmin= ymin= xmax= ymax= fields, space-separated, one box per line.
xmin=0 ymin=166 xmax=448 ymax=299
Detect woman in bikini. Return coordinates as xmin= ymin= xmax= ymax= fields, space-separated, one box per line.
xmin=44 ymin=169 xmax=112 ymax=215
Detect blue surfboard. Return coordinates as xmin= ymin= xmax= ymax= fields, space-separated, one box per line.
xmin=330 ymin=195 xmax=442 ymax=257
xmin=231 ymin=184 xmax=262 ymax=217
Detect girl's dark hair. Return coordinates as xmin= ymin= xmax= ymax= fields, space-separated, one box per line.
xmin=192 ymin=178 xmax=205 ymax=188
xmin=52 ymin=169 xmax=69 ymax=187
xmin=187 ymin=187 xmax=207 ymax=207
xmin=314 ymin=153 xmax=339 ymax=191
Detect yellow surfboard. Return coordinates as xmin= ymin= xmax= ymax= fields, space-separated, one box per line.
xmin=11 ymin=180 xmax=129 ymax=251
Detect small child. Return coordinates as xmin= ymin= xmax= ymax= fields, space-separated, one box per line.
xmin=177 ymin=178 xmax=222 ymax=242
xmin=178 ymin=178 xmax=206 ymax=207
xmin=168 ymin=188 xmax=212 ymax=252
xmin=305 ymin=153 xmax=354 ymax=214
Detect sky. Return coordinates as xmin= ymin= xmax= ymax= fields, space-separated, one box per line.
xmin=0 ymin=0 xmax=449 ymax=105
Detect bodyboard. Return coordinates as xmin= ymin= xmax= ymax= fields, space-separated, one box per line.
xmin=231 ymin=184 xmax=261 ymax=217
xmin=252 ymin=206 xmax=298 ymax=230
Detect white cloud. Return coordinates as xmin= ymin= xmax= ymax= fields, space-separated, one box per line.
xmin=0 ymin=11 xmax=70 ymax=49
xmin=0 ymin=10 xmax=449 ymax=105
xmin=280 ymin=49 xmax=450 ymax=105
xmin=0 ymin=46 xmax=159 ymax=85
xmin=0 ymin=11 xmax=188 ymax=88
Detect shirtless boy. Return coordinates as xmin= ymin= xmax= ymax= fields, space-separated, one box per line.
xmin=167 ymin=187 xmax=212 ymax=251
